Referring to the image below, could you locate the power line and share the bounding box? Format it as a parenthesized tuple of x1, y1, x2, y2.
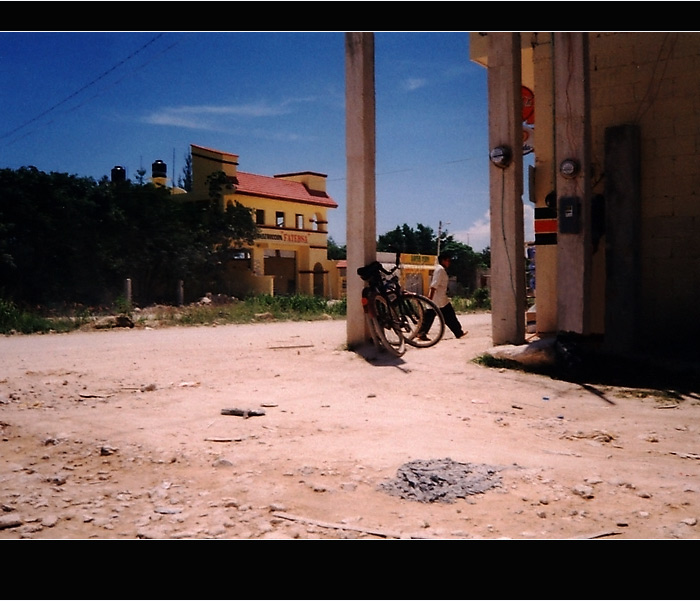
(0, 33, 165, 141)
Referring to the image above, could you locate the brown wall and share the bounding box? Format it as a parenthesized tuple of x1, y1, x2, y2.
(589, 32, 700, 350)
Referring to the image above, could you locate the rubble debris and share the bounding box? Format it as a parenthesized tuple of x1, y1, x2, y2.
(380, 457, 502, 503)
(221, 408, 266, 418)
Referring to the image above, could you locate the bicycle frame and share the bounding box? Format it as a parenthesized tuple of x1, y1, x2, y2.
(360, 280, 406, 357)
(357, 253, 444, 353)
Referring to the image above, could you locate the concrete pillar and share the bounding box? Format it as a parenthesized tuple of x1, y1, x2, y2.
(177, 280, 184, 306)
(553, 32, 592, 335)
(124, 278, 132, 305)
(531, 34, 558, 336)
(345, 32, 377, 348)
(488, 32, 526, 345)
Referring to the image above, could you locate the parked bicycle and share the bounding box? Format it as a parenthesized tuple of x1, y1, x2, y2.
(358, 260, 406, 357)
(357, 253, 445, 357)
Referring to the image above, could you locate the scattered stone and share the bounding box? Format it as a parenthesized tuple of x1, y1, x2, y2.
(573, 484, 595, 499)
(306, 481, 329, 493)
(41, 514, 59, 528)
(486, 338, 557, 367)
(93, 315, 134, 329)
(0, 514, 23, 529)
(681, 517, 697, 526)
(137, 526, 169, 539)
(154, 507, 182, 515)
(221, 408, 266, 418)
(47, 473, 67, 486)
(254, 312, 274, 320)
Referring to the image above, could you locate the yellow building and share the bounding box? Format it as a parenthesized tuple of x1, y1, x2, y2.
(385, 252, 437, 296)
(185, 143, 339, 299)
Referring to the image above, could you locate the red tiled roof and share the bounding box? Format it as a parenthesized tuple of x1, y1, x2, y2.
(235, 171, 338, 209)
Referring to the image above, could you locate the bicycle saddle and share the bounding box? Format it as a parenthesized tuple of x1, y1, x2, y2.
(357, 261, 382, 280)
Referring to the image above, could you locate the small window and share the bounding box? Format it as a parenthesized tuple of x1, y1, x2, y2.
(256, 209, 265, 225)
(296, 214, 304, 229)
(276, 211, 285, 227)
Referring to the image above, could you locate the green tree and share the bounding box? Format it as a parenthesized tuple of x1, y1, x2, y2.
(327, 236, 346, 260)
(0, 166, 259, 307)
(178, 151, 193, 192)
(377, 222, 436, 254)
(0, 167, 107, 304)
(440, 240, 492, 295)
(376, 223, 490, 293)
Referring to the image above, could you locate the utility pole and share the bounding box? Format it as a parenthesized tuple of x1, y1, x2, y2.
(436, 220, 450, 260)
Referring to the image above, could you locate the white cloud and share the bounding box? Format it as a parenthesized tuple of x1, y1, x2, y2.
(454, 203, 536, 252)
(403, 77, 427, 91)
(141, 98, 315, 130)
(452, 211, 489, 251)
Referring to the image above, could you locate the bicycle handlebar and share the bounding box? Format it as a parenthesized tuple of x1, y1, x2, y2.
(357, 251, 401, 281)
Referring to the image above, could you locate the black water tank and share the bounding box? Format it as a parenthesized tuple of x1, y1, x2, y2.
(152, 160, 167, 179)
(111, 165, 126, 183)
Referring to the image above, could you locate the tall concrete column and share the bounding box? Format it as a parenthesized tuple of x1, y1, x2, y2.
(488, 32, 526, 345)
(553, 32, 592, 335)
(345, 32, 377, 348)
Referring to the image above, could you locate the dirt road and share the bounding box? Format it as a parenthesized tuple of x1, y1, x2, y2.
(1, 314, 699, 539)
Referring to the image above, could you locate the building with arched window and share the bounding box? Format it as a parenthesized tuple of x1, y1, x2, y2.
(185, 143, 339, 298)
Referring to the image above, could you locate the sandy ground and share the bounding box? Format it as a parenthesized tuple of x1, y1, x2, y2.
(1, 312, 699, 540)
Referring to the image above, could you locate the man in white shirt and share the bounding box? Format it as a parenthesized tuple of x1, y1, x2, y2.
(418, 251, 467, 340)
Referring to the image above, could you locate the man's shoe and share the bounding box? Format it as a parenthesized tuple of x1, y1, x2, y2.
(417, 334, 430, 341)
(457, 331, 468, 339)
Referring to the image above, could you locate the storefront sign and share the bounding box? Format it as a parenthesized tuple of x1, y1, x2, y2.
(403, 254, 435, 265)
(257, 232, 310, 244)
(283, 232, 309, 243)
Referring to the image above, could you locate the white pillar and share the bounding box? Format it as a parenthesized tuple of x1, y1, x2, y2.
(554, 32, 592, 335)
(487, 32, 526, 345)
(345, 32, 377, 348)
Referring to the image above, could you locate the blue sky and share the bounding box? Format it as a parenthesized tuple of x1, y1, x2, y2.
(0, 31, 534, 251)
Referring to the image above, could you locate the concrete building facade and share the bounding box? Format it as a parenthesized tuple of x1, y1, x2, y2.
(469, 32, 700, 357)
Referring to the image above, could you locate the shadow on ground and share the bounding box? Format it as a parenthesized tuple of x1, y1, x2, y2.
(478, 334, 700, 403)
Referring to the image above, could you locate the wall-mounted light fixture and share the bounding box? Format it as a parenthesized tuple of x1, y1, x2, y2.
(489, 145, 512, 168)
(559, 158, 580, 179)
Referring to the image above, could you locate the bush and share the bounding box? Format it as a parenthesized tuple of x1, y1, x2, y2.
(243, 294, 345, 319)
(135, 294, 347, 327)
(0, 298, 55, 334)
(472, 287, 491, 310)
(451, 288, 491, 313)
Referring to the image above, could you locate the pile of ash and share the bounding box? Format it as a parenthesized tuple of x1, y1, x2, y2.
(379, 457, 502, 503)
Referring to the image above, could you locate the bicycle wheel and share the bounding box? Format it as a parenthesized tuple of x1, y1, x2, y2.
(372, 294, 406, 357)
(400, 293, 445, 348)
(395, 293, 425, 340)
